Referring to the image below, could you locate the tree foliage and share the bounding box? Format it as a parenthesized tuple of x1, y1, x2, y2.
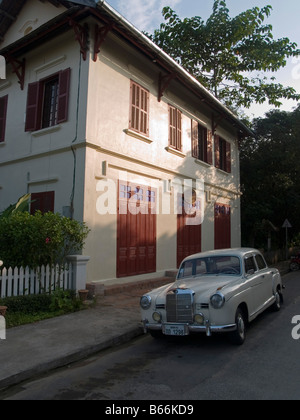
(240, 105, 300, 248)
(149, 0, 300, 109)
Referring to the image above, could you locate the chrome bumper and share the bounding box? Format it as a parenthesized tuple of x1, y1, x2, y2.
(143, 320, 237, 337)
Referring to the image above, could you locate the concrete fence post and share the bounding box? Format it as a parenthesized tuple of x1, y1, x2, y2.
(66, 255, 90, 291)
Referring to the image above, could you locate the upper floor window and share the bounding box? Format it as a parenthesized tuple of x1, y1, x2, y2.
(25, 68, 70, 132)
(215, 135, 231, 173)
(129, 80, 149, 136)
(191, 120, 213, 164)
(169, 105, 182, 151)
(0, 95, 8, 143)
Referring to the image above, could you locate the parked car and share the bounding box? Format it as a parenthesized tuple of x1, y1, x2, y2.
(140, 248, 283, 345)
(290, 253, 300, 271)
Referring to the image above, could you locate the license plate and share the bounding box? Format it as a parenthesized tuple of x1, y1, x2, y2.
(163, 324, 189, 336)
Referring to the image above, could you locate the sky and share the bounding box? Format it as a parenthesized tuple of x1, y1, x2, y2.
(105, 0, 300, 119)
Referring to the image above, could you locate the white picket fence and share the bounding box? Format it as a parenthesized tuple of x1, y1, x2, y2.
(0, 263, 73, 298)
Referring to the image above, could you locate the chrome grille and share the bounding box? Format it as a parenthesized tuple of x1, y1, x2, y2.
(166, 291, 193, 323)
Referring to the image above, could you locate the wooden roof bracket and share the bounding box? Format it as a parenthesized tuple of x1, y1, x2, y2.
(5, 56, 25, 90)
(158, 72, 176, 102)
(93, 23, 113, 62)
(69, 18, 89, 61)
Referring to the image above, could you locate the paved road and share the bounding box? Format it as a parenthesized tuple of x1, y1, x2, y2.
(2, 271, 300, 400)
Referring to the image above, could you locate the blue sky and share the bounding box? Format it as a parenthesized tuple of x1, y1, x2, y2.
(105, 0, 300, 118)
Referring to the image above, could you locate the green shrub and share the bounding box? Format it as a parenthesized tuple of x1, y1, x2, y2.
(0, 211, 90, 269)
(0, 294, 52, 314)
(49, 289, 82, 312)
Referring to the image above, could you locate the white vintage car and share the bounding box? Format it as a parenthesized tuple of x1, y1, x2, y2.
(140, 248, 283, 345)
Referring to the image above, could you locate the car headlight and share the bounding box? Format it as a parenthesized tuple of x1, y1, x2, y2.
(152, 312, 162, 322)
(140, 295, 152, 310)
(194, 313, 205, 325)
(210, 293, 225, 309)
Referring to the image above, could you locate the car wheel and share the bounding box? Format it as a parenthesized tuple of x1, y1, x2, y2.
(290, 262, 300, 271)
(230, 308, 246, 346)
(272, 290, 282, 312)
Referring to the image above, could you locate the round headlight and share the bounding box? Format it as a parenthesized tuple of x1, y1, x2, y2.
(152, 312, 162, 322)
(194, 313, 205, 325)
(210, 293, 225, 309)
(140, 295, 152, 310)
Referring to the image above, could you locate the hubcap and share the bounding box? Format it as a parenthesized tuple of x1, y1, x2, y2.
(237, 314, 245, 339)
(275, 292, 281, 308)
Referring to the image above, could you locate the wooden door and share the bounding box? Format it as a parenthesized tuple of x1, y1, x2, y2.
(177, 194, 202, 267)
(117, 183, 156, 277)
(214, 203, 231, 249)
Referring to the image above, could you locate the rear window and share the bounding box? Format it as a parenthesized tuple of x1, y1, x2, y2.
(255, 254, 267, 270)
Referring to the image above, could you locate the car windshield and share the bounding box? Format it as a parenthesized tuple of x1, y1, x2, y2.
(177, 256, 241, 279)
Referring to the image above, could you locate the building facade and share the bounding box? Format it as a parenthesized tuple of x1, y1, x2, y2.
(0, 0, 252, 283)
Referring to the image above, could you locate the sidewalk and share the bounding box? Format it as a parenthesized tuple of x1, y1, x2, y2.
(0, 276, 171, 391)
(0, 262, 290, 392)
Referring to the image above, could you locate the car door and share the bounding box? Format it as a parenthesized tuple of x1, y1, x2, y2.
(244, 254, 265, 317)
(254, 253, 274, 305)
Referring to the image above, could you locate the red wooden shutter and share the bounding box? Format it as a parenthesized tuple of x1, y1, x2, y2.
(214, 135, 220, 169)
(0, 95, 8, 142)
(129, 81, 149, 135)
(169, 105, 176, 147)
(25, 82, 41, 132)
(207, 130, 213, 165)
(226, 141, 231, 173)
(57, 68, 71, 124)
(191, 120, 198, 158)
(177, 109, 182, 150)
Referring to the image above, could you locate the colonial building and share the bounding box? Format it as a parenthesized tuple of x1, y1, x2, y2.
(0, 0, 252, 283)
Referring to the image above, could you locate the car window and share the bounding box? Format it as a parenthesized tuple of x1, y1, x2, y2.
(244, 256, 256, 274)
(178, 256, 241, 279)
(255, 254, 267, 270)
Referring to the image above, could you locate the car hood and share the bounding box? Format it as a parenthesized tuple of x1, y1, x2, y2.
(150, 276, 240, 304)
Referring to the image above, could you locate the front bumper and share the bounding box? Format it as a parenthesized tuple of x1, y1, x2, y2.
(142, 320, 237, 337)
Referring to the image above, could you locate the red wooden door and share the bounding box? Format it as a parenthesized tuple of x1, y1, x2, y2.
(177, 194, 202, 267)
(214, 203, 231, 249)
(117, 183, 156, 278)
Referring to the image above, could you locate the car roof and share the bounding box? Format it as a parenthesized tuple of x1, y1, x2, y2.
(182, 248, 260, 262)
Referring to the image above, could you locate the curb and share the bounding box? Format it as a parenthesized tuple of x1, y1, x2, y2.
(0, 325, 144, 391)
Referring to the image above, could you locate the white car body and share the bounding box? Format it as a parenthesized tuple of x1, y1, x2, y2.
(140, 248, 283, 345)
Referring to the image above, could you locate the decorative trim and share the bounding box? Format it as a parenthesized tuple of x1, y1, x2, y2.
(0, 81, 11, 92)
(194, 159, 212, 169)
(27, 176, 59, 186)
(124, 129, 153, 144)
(165, 146, 186, 158)
(31, 125, 62, 137)
(34, 56, 66, 75)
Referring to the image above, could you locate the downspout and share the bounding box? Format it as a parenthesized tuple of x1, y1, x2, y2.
(70, 51, 82, 219)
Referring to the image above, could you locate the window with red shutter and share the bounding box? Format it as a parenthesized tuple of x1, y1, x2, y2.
(25, 68, 71, 132)
(215, 135, 231, 173)
(25, 82, 41, 132)
(129, 80, 149, 136)
(57, 68, 71, 124)
(191, 120, 212, 165)
(0, 95, 8, 143)
(30, 191, 55, 214)
(169, 105, 182, 151)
